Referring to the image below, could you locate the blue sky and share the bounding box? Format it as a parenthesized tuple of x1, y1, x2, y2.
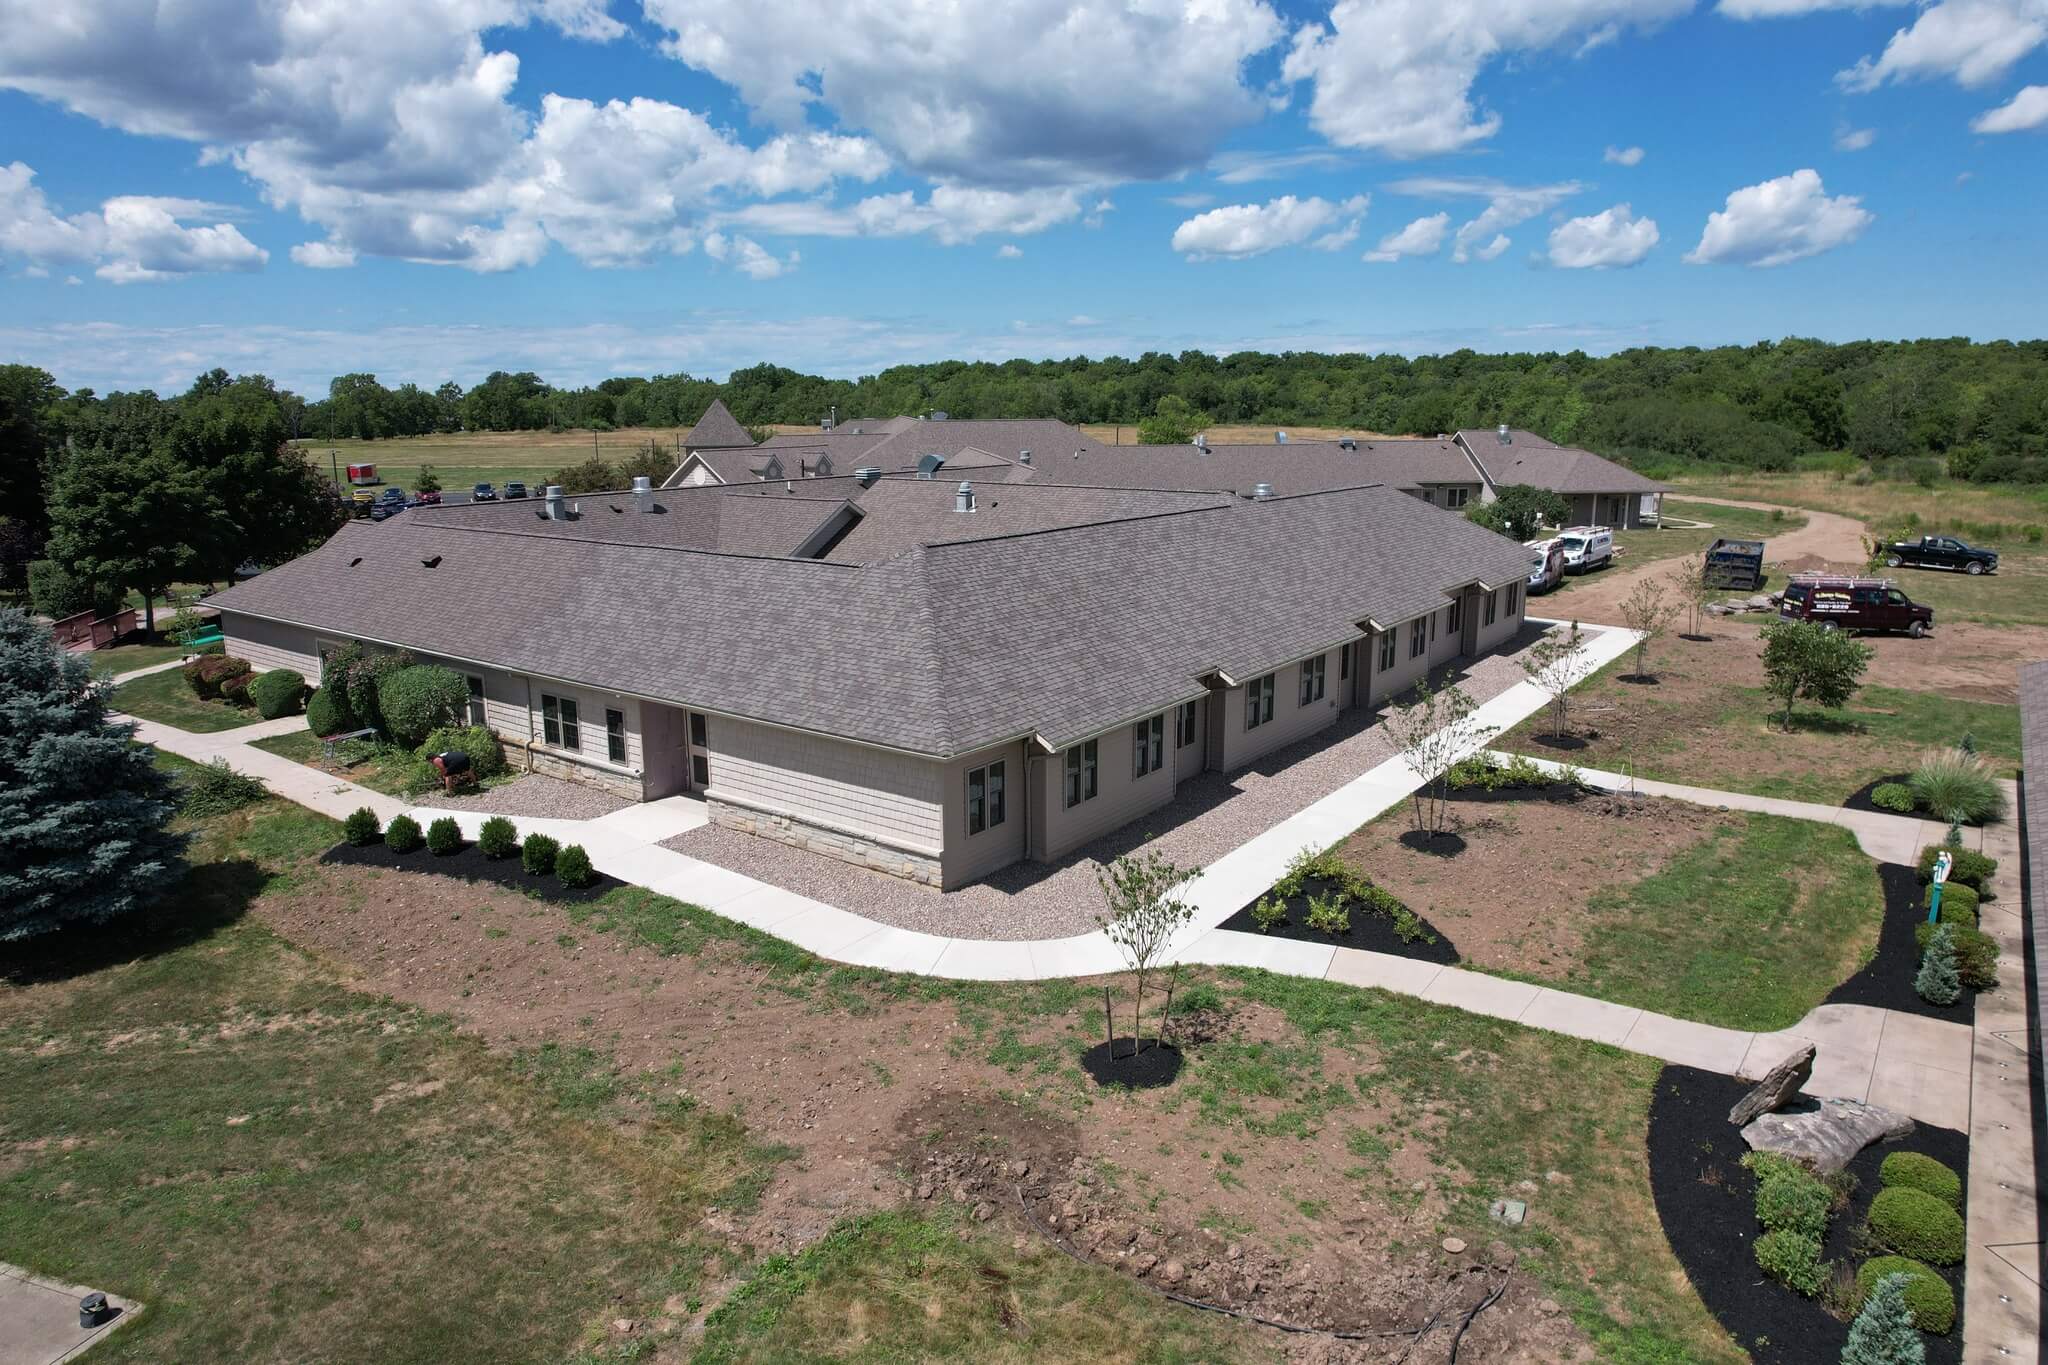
(1, 0, 2043, 396)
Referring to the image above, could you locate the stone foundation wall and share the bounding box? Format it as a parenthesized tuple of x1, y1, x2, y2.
(710, 797, 943, 888)
(520, 745, 644, 801)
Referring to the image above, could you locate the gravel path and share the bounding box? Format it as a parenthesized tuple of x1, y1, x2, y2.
(664, 627, 1548, 941)
(415, 773, 631, 820)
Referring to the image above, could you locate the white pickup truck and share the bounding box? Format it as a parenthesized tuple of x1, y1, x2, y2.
(1556, 525, 1614, 573)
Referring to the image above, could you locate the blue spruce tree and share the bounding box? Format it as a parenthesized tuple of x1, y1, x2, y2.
(1841, 1272, 1926, 1365)
(0, 608, 186, 940)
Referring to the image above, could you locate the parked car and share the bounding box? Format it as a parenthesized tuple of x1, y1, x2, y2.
(350, 487, 377, 515)
(1883, 534, 1998, 575)
(471, 482, 499, 502)
(1555, 525, 1614, 573)
(1524, 538, 1565, 593)
(504, 481, 529, 500)
(369, 488, 410, 521)
(414, 488, 441, 505)
(1778, 575, 1933, 637)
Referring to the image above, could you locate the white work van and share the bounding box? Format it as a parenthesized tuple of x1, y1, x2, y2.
(1524, 538, 1565, 593)
(1556, 526, 1614, 573)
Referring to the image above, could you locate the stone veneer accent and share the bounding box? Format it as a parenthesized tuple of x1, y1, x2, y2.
(522, 747, 643, 801)
(709, 797, 943, 888)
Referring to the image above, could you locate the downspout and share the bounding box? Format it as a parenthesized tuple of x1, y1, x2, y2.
(1020, 750, 1032, 866)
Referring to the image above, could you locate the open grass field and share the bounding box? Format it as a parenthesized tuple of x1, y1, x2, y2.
(0, 750, 1746, 1363)
(290, 427, 687, 496)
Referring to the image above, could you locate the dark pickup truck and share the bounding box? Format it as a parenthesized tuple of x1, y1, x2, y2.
(1883, 535, 1998, 575)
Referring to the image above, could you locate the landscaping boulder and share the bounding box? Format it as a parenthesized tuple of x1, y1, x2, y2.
(1740, 1097, 1913, 1175)
(1728, 1042, 1816, 1126)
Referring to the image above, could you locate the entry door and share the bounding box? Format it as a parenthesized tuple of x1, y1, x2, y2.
(684, 711, 711, 791)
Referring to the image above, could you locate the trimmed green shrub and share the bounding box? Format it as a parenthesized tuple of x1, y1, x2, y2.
(377, 664, 470, 748)
(1305, 892, 1350, 935)
(304, 686, 352, 737)
(1843, 1272, 1929, 1364)
(1908, 746, 2006, 825)
(218, 671, 254, 705)
(384, 814, 423, 853)
(1879, 1152, 1961, 1209)
(521, 832, 559, 876)
(1870, 782, 1916, 813)
(1927, 882, 1977, 920)
(343, 807, 381, 846)
(1854, 1257, 1955, 1335)
(1918, 846, 1995, 891)
(1867, 1186, 1965, 1265)
(425, 816, 461, 855)
(1915, 921, 1999, 990)
(419, 724, 506, 778)
(478, 816, 518, 859)
(249, 669, 306, 719)
(556, 843, 593, 888)
(1250, 895, 1287, 933)
(1915, 925, 1961, 1006)
(1754, 1227, 1826, 1296)
(1754, 1162, 1832, 1240)
(180, 758, 267, 816)
(186, 653, 252, 699)
(325, 644, 414, 734)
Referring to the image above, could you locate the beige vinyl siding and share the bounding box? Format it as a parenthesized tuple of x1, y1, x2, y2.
(1366, 620, 1431, 705)
(1217, 649, 1341, 771)
(709, 716, 943, 853)
(939, 740, 1028, 886)
(524, 684, 644, 774)
(220, 612, 322, 681)
(1472, 582, 1526, 653)
(1031, 716, 1181, 863)
(1427, 601, 1462, 667)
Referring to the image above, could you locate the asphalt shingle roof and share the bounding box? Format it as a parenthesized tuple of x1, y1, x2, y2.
(1453, 429, 1669, 495)
(1038, 438, 1482, 496)
(681, 398, 757, 450)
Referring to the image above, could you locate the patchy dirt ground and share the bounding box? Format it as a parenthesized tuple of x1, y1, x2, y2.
(258, 864, 1598, 1362)
(1337, 794, 1740, 978)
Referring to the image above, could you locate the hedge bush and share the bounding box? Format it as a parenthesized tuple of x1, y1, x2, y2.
(343, 807, 382, 846)
(556, 843, 593, 888)
(326, 644, 414, 734)
(186, 653, 252, 700)
(426, 816, 462, 855)
(521, 832, 559, 876)
(1753, 1160, 1832, 1240)
(181, 758, 268, 816)
(1927, 882, 1978, 920)
(249, 669, 306, 719)
(419, 724, 506, 778)
(1854, 1257, 1955, 1334)
(28, 560, 119, 620)
(1867, 1186, 1965, 1265)
(1918, 846, 1995, 891)
(218, 671, 254, 705)
(478, 816, 518, 859)
(1870, 782, 1916, 813)
(1754, 1228, 1827, 1296)
(305, 686, 352, 738)
(385, 814, 423, 853)
(377, 664, 470, 748)
(1880, 1152, 1961, 1209)
(1914, 921, 1999, 989)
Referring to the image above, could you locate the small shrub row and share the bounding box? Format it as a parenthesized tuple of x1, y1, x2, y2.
(426, 816, 462, 855)
(1866, 1186, 1965, 1266)
(385, 814, 423, 853)
(343, 806, 381, 846)
(364, 812, 592, 889)
(1742, 1152, 1836, 1296)
(182, 653, 252, 701)
(180, 757, 268, 816)
(1869, 781, 1916, 813)
(1914, 919, 1999, 990)
(478, 816, 518, 859)
(1878, 1152, 1960, 1209)
(1253, 846, 1434, 944)
(1853, 1256, 1955, 1334)
(1444, 751, 1563, 792)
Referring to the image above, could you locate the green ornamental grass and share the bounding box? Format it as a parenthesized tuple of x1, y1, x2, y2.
(1908, 747, 2006, 826)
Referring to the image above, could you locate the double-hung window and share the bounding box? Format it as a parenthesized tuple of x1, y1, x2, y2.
(1447, 599, 1463, 633)
(1063, 741, 1098, 808)
(464, 675, 486, 725)
(542, 694, 580, 750)
(605, 708, 626, 763)
(1445, 487, 1470, 509)
(1409, 618, 1427, 660)
(1507, 581, 1521, 615)
(1483, 590, 1498, 627)
(1175, 700, 1198, 749)
(1245, 673, 1275, 730)
(1132, 714, 1165, 778)
(967, 760, 1007, 834)
(1298, 654, 1326, 706)
(1377, 630, 1395, 671)
(1339, 642, 1350, 681)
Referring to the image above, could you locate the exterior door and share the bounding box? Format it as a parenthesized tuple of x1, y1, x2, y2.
(685, 711, 711, 791)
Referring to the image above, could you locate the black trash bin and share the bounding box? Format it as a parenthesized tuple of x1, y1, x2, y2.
(79, 1292, 110, 1329)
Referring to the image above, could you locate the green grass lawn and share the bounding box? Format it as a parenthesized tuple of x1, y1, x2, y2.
(87, 640, 202, 675)
(109, 667, 264, 733)
(251, 728, 417, 796)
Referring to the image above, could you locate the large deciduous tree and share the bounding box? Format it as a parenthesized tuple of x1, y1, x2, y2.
(0, 608, 187, 942)
(48, 441, 208, 637)
(1466, 484, 1570, 538)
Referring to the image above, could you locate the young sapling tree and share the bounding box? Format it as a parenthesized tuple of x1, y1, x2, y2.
(1384, 680, 1494, 837)
(1094, 847, 1198, 1056)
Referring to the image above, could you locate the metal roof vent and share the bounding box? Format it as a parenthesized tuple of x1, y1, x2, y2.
(955, 480, 976, 513)
(916, 453, 945, 479)
(1017, 448, 1032, 465)
(631, 474, 653, 513)
(1274, 430, 1289, 444)
(543, 484, 565, 519)
(1497, 423, 1511, 443)
(1193, 432, 1209, 452)
(1252, 482, 1273, 501)
(855, 466, 882, 487)
(1339, 437, 1357, 451)
(931, 410, 949, 421)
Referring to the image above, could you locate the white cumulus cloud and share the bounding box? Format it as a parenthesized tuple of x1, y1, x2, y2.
(1363, 212, 1449, 262)
(1603, 145, 1646, 165)
(1280, 0, 1691, 158)
(702, 231, 796, 279)
(0, 163, 268, 283)
(1834, 125, 1878, 150)
(1971, 82, 2048, 130)
(1684, 169, 1873, 267)
(723, 186, 1089, 245)
(1836, 0, 2047, 92)
(1717, 0, 1911, 16)
(1547, 203, 1659, 268)
(291, 240, 358, 268)
(1387, 176, 1584, 263)
(996, 243, 1024, 258)
(1169, 193, 1370, 260)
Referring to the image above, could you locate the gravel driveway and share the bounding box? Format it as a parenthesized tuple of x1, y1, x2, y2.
(664, 626, 1549, 941)
(415, 774, 631, 820)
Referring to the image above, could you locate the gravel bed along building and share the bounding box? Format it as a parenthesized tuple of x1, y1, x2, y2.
(663, 628, 1547, 941)
(415, 773, 632, 821)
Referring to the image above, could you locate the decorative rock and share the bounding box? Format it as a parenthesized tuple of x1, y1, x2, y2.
(1490, 1198, 1528, 1227)
(916, 1182, 934, 1201)
(1441, 1237, 1467, 1255)
(1741, 1097, 1914, 1175)
(1159, 1259, 1185, 1285)
(1729, 1043, 1816, 1126)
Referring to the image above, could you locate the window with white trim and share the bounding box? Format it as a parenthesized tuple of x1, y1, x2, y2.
(1377, 630, 1395, 671)
(1484, 590, 1498, 627)
(1298, 654, 1326, 706)
(541, 694, 579, 750)
(1063, 741, 1098, 808)
(1245, 674, 1275, 729)
(967, 759, 1007, 834)
(606, 708, 626, 763)
(1409, 618, 1427, 660)
(1507, 581, 1521, 615)
(1133, 714, 1165, 778)
(1176, 700, 1198, 749)
(465, 675, 486, 726)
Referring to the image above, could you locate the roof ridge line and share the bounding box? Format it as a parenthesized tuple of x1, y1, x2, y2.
(914, 481, 1394, 555)
(368, 519, 870, 568)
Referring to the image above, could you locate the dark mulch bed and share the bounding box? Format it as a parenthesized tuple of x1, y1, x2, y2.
(1843, 773, 1989, 828)
(1648, 1064, 1967, 1365)
(1397, 829, 1466, 857)
(1219, 873, 1460, 963)
(321, 839, 620, 904)
(1824, 863, 1975, 1025)
(1081, 1039, 1183, 1089)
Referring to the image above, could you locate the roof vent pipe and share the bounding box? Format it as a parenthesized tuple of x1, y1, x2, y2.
(955, 480, 976, 513)
(1274, 430, 1289, 444)
(631, 474, 653, 513)
(1252, 482, 1273, 501)
(1339, 437, 1356, 451)
(855, 466, 882, 487)
(1497, 423, 1511, 443)
(544, 484, 565, 519)
(1194, 432, 1209, 452)
(1018, 448, 1032, 465)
